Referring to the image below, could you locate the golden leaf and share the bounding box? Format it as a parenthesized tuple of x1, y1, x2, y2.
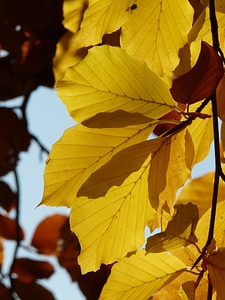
(57, 45, 178, 123)
(99, 249, 186, 299)
(121, 0, 193, 79)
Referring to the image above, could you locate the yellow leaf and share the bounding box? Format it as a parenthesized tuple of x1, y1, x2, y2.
(53, 31, 88, 82)
(99, 249, 186, 299)
(62, 0, 88, 32)
(148, 129, 194, 223)
(41, 122, 153, 207)
(78, 138, 166, 199)
(216, 74, 225, 122)
(176, 171, 225, 218)
(57, 45, 178, 123)
(221, 122, 225, 158)
(189, 9, 225, 65)
(179, 281, 196, 300)
(71, 157, 154, 273)
(188, 102, 213, 165)
(78, 0, 133, 46)
(207, 248, 225, 300)
(146, 203, 199, 253)
(121, 0, 193, 79)
(195, 201, 225, 249)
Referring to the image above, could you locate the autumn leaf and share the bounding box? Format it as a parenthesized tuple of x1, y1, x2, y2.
(146, 203, 199, 253)
(12, 258, 54, 282)
(62, 0, 88, 33)
(216, 74, 225, 122)
(13, 279, 55, 300)
(0, 181, 16, 212)
(176, 171, 225, 218)
(0, 215, 24, 241)
(170, 41, 224, 105)
(195, 200, 225, 249)
(78, 0, 133, 47)
(57, 45, 178, 123)
(31, 214, 68, 255)
(71, 155, 154, 273)
(148, 129, 194, 226)
(121, 0, 193, 79)
(78, 138, 165, 199)
(207, 248, 225, 300)
(41, 122, 154, 207)
(99, 249, 187, 300)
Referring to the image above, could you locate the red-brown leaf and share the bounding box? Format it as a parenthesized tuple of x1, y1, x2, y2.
(13, 279, 55, 300)
(0, 283, 11, 300)
(170, 41, 224, 104)
(56, 219, 81, 281)
(31, 214, 68, 255)
(12, 258, 54, 282)
(0, 215, 24, 241)
(0, 181, 16, 212)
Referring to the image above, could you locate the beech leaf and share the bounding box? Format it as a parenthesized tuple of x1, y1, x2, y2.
(207, 248, 225, 300)
(31, 214, 68, 255)
(78, 0, 133, 47)
(216, 74, 225, 122)
(71, 157, 154, 273)
(78, 138, 165, 199)
(170, 41, 224, 104)
(121, 0, 193, 78)
(99, 249, 186, 299)
(146, 203, 199, 253)
(57, 45, 178, 123)
(41, 123, 154, 207)
(12, 258, 54, 282)
(0, 215, 24, 241)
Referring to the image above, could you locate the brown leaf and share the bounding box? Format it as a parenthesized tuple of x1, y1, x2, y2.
(13, 279, 55, 300)
(31, 214, 68, 255)
(78, 264, 112, 300)
(0, 108, 30, 175)
(0, 238, 3, 271)
(170, 41, 224, 104)
(12, 258, 54, 282)
(56, 218, 81, 281)
(0, 181, 16, 212)
(0, 283, 11, 300)
(0, 215, 24, 241)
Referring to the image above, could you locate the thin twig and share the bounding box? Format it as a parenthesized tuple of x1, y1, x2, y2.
(9, 170, 21, 299)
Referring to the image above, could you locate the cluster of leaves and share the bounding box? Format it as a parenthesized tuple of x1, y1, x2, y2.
(37, 0, 225, 299)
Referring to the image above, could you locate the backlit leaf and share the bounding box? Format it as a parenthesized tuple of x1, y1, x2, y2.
(179, 281, 196, 300)
(188, 102, 213, 165)
(170, 41, 224, 105)
(99, 249, 186, 299)
(78, 138, 165, 199)
(71, 157, 154, 273)
(195, 201, 225, 249)
(78, 0, 133, 46)
(146, 203, 199, 253)
(0, 283, 11, 300)
(148, 129, 194, 226)
(216, 74, 225, 122)
(12, 258, 54, 282)
(41, 123, 153, 207)
(176, 172, 225, 218)
(62, 0, 88, 32)
(0, 181, 16, 212)
(31, 214, 68, 255)
(121, 0, 193, 78)
(57, 45, 178, 123)
(207, 248, 225, 300)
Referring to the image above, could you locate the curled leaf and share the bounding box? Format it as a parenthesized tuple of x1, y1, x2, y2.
(170, 41, 224, 104)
